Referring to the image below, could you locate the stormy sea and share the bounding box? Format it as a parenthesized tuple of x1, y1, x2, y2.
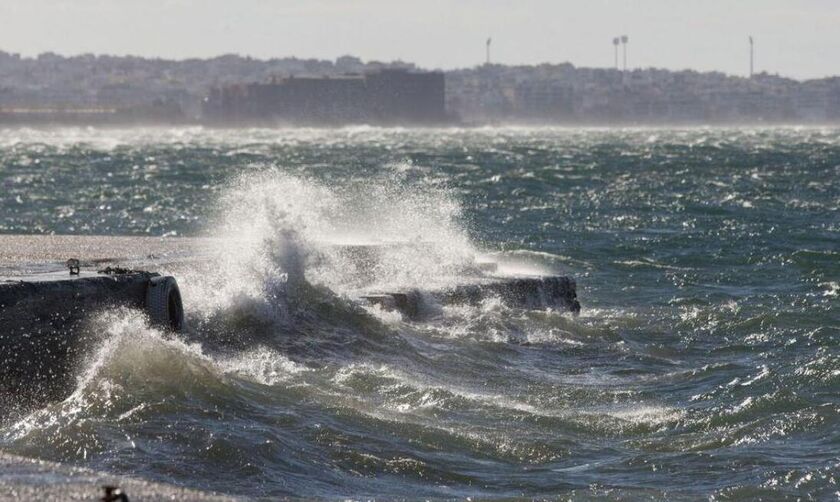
(0, 126, 837, 499)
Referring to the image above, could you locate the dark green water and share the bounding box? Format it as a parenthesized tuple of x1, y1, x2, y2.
(0, 127, 838, 499)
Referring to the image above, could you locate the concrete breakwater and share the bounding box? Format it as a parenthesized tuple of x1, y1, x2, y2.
(0, 234, 580, 412)
(0, 235, 198, 412)
(360, 275, 580, 318)
(0, 234, 209, 275)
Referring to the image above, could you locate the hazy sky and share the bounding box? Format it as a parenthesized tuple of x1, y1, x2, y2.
(2, 0, 839, 80)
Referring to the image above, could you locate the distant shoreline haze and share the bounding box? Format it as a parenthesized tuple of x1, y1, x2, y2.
(2, 51, 840, 125)
(5, 49, 836, 82)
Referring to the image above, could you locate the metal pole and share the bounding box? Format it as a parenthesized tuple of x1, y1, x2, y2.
(613, 38, 619, 69)
(623, 43, 626, 71)
(621, 35, 629, 72)
(749, 36, 754, 77)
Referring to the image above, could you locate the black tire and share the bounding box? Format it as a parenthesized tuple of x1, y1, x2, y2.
(145, 276, 184, 332)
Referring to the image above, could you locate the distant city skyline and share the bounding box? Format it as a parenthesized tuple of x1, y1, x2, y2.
(2, 0, 839, 80)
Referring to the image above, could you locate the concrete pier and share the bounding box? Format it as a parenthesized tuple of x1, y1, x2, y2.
(0, 234, 580, 409)
(0, 236, 233, 499)
(0, 234, 203, 274)
(0, 271, 158, 411)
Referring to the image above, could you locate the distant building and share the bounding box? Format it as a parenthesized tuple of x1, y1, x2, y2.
(203, 68, 448, 125)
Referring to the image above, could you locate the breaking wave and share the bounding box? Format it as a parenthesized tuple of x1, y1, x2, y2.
(1, 128, 837, 499)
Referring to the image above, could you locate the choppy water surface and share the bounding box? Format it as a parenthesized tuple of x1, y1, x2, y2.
(0, 127, 838, 499)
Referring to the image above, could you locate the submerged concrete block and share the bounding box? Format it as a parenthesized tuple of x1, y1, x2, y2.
(359, 290, 424, 318)
(441, 276, 578, 310)
(359, 275, 580, 319)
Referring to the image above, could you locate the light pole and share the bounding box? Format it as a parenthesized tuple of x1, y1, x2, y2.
(749, 36, 754, 77)
(486, 37, 492, 65)
(621, 35, 629, 72)
(613, 37, 620, 70)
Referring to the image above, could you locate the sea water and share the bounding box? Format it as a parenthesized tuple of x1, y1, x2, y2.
(0, 126, 837, 498)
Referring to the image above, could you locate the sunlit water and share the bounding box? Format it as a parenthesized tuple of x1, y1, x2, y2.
(0, 126, 838, 498)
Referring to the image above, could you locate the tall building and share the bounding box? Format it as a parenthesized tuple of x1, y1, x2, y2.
(203, 68, 447, 125)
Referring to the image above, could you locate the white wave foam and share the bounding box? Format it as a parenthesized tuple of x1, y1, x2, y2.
(327, 361, 680, 431)
(597, 404, 685, 426)
(218, 347, 309, 386)
(2, 307, 310, 446)
(2, 309, 207, 442)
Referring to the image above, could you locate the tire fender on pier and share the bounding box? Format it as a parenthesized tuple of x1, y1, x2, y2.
(145, 276, 184, 332)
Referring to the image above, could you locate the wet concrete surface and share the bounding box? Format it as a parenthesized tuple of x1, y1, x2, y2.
(0, 234, 206, 276)
(0, 452, 239, 501)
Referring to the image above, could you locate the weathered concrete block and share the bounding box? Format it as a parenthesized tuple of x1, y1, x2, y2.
(0, 271, 157, 413)
(442, 275, 580, 311)
(359, 275, 580, 319)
